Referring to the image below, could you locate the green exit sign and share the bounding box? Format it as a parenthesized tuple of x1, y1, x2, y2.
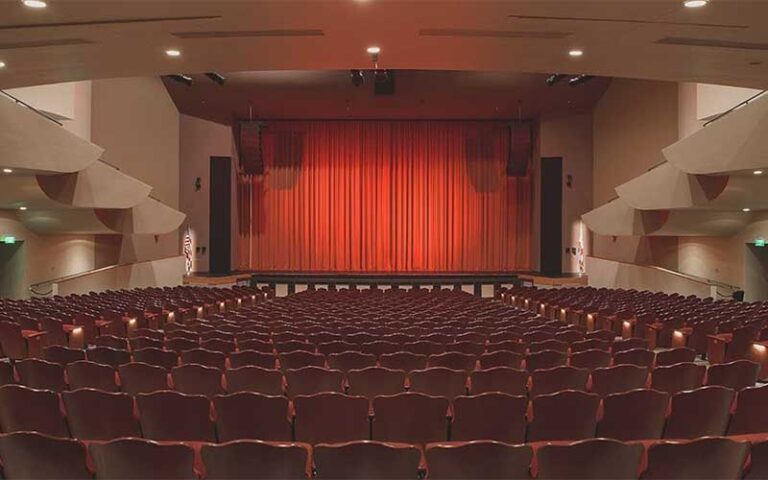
(2, 236, 16, 244)
(756, 238, 766, 247)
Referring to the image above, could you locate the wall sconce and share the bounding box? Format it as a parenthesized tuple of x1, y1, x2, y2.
(195, 177, 202, 191)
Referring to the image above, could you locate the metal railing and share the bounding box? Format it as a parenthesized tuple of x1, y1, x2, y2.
(703, 90, 767, 127)
(0, 89, 63, 126)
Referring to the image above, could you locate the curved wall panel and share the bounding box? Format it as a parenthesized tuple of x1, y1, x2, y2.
(581, 198, 667, 236)
(96, 197, 185, 235)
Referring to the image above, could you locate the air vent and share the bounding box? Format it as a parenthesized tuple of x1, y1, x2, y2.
(657, 37, 768, 51)
(0, 38, 93, 50)
(0, 15, 220, 31)
(420, 28, 571, 39)
(509, 14, 747, 29)
(172, 29, 324, 39)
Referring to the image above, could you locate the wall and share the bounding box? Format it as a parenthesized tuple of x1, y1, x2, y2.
(54, 256, 186, 296)
(587, 256, 713, 298)
(539, 112, 593, 273)
(91, 77, 181, 264)
(179, 114, 236, 273)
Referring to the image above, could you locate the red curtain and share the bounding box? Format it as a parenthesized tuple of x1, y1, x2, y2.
(237, 121, 532, 272)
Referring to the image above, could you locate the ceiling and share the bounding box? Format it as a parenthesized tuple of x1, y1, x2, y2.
(0, 1, 767, 91)
(164, 70, 611, 124)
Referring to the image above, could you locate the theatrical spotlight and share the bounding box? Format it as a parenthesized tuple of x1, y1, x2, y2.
(205, 72, 226, 85)
(165, 74, 193, 86)
(350, 69, 365, 87)
(568, 74, 594, 87)
(546, 74, 567, 86)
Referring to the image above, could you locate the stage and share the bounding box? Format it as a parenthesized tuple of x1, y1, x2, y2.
(184, 271, 588, 296)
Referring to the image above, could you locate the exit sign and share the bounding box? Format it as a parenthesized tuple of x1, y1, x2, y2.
(756, 238, 766, 247)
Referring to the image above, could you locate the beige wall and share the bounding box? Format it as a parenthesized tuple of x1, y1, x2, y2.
(91, 77, 181, 264)
(54, 256, 185, 296)
(179, 114, 236, 273)
(539, 112, 593, 273)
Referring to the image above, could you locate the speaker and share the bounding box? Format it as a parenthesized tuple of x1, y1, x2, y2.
(507, 121, 532, 177)
(374, 70, 395, 95)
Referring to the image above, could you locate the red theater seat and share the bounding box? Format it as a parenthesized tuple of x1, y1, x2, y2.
(132, 347, 179, 371)
(90, 438, 197, 479)
(15, 358, 66, 392)
(372, 393, 449, 446)
(469, 367, 528, 396)
(62, 388, 141, 440)
(180, 348, 227, 370)
(655, 347, 697, 367)
(530, 366, 589, 397)
(42, 345, 86, 366)
(528, 390, 599, 442)
(650, 362, 706, 395)
(590, 364, 649, 397)
(613, 348, 655, 368)
(66, 360, 118, 392)
(451, 393, 527, 443)
(408, 367, 468, 400)
(380, 352, 428, 372)
(425, 441, 532, 480)
(137, 390, 216, 442)
(87, 346, 132, 369)
(328, 351, 377, 372)
(597, 389, 669, 441)
(314, 440, 421, 479)
(202, 440, 310, 479)
(347, 367, 406, 398)
(706, 359, 760, 390)
(285, 366, 344, 398)
(538, 438, 643, 479)
(0, 385, 69, 437)
(171, 364, 224, 398)
(478, 351, 524, 369)
(569, 349, 612, 370)
(293, 392, 370, 444)
(524, 350, 567, 372)
(279, 351, 326, 371)
(0, 432, 91, 479)
(643, 437, 749, 479)
(427, 352, 477, 372)
(663, 386, 734, 439)
(118, 362, 169, 395)
(229, 350, 276, 369)
(225, 365, 284, 395)
(728, 384, 768, 435)
(213, 392, 292, 442)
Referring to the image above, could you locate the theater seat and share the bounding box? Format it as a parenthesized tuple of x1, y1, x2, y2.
(213, 392, 292, 442)
(87, 346, 131, 369)
(0, 385, 69, 437)
(225, 365, 284, 395)
(706, 359, 759, 390)
(347, 367, 406, 398)
(62, 388, 141, 440)
(285, 367, 344, 398)
(524, 350, 567, 372)
(537, 438, 643, 480)
(229, 350, 277, 369)
(66, 360, 119, 392)
(118, 362, 169, 395)
(15, 358, 66, 392)
(530, 366, 589, 397)
(279, 351, 326, 371)
(0, 432, 91, 479)
(469, 367, 528, 396)
(180, 348, 227, 370)
(294, 392, 370, 444)
(425, 441, 532, 480)
(408, 367, 468, 400)
(590, 364, 649, 397)
(90, 438, 197, 479)
(528, 390, 599, 442)
(42, 345, 86, 366)
(372, 393, 449, 446)
(650, 362, 706, 395)
(451, 393, 527, 443)
(655, 347, 697, 367)
(664, 386, 734, 439)
(597, 389, 669, 441)
(171, 364, 225, 398)
(643, 437, 749, 479)
(380, 352, 428, 372)
(202, 440, 311, 479)
(133, 347, 179, 371)
(314, 440, 421, 479)
(328, 351, 377, 373)
(746, 440, 768, 480)
(137, 390, 216, 442)
(427, 352, 477, 372)
(613, 348, 655, 368)
(478, 351, 524, 369)
(728, 384, 768, 435)
(569, 349, 611, 370)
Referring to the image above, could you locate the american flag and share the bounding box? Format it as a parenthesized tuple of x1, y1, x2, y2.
(183, 226, 193, 275)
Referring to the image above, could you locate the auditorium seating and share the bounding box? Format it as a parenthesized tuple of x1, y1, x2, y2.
(3, 285, 768, 477)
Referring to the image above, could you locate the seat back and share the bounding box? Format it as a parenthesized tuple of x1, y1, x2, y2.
(213, 392, 292, 442)
(118, 362, 169, 395)
(0, 432, 91, 479)
(655, 347, 696, 367)
(451, 393, 527, 443)
(425, 441, 532, 480)
(727, 325, 759, 361)
(664, 386, 734, 439)
(469, 367, 528, 396)
(328, 351, 377, 373)
(294, 392, 370, 444)
(347, 367, 406, 398)
(133, 347, 179, 371)
(568, 349, 611, 370)
(408, 367, 468, 400)
(171, 364, 225, 398)
(427, 352, 477, 372)
(528, 390, 599, 442)
(225, 366, 284, 395)
(285, 367, 344, 398)
(63, 388, 141, 440)
(530, 366, 589, 397)
(279, 351, 326, 371)
(380, 352, 428, 372)
(90, 438, 197, 479)
(644, 437, 749, 479)
(478, 351, 524, 369)
(590, 364, 649, 397)
(597, 389, 669, 441)
(202, 440, 310, 479)
(524, 350, 567, 372)
(314, 440, 421, 479)
(613, 348, 655, 367)
(0, 385, 69, 437)
(706, 360, 759, 390)
(137, 390, 216, 442)
(746, 440, 768, 480)
(66, 360, 118, 392)
(650, 362, 706, 395)
(728, 384, 768, 435)
(537, 438, 643, 480)
(180, 348, 227, 370)
(16, 358, 66, 392)
(372, 393, 449, 446)
(86, 346, 131, 369)
(42, 345, 86, 366)
(229, 350, 276, 369)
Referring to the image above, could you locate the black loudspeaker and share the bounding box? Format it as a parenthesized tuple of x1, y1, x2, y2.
(374, 70, 395, 95)
(238, 121, 264, 175)
(507, 121, 532, 177)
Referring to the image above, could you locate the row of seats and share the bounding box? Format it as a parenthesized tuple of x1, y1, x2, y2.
(6, 354, 760, 400)
(3, 383, 768, 445)
(3, 432, 768, 479)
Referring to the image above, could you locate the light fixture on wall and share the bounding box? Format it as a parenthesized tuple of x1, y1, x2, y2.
(0, 61, 6, 69)
(546, 74, 567, 86)
(743, 207, 752, 212)
(18, 206, 27, 211)
(164, 74, 193, 86)
(754, 170, 764, 175)
(568, 49, 584, 57)
(568, 74, 594, 87)
(165, 49, 182, 57)
(2, 168, 12, 174)
(683, 0, 708, 7)
(22, 0, 47, 8)
(205, 72, 226, 85)
(195, 177, 202, 191)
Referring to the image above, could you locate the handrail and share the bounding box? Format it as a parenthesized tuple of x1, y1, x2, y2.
(0, 89, 64, 126)
(29, 255, 184, 294)
(703, 90, 767, 127)
(587, 254, 740, 291)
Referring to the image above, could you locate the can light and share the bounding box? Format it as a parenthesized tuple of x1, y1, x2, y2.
(22, 0, 47, 8)
(568, 49, 584, 57)
(683, 0, 708, 7)
(165, 49, 181, 57)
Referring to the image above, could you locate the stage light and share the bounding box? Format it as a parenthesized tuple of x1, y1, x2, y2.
(22, 0, 47, 8)
(568, 74, 594, 86)
(546, 73, 567, 86)
(684, 0, 708, 7)
(165, 49, 181, 57)
(367, 46, 381, 54)
(205, 72, 226, 85)
(165, 74, 193, 86)
(568, 49, 584, 57)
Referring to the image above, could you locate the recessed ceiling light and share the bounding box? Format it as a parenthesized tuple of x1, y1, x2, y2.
(22, 0, 47, 8)
(754, 170, 764, 175)
(569, 49, 584, 57)
(366, 46, 381, 54)
(683, 0, 708, 7)
(165, 49, 181, 57)
(0, 61, 5, 69)
(18, 206, 27, 211)
(743, 208, 752, 212)
(2, 168, 12, 174)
